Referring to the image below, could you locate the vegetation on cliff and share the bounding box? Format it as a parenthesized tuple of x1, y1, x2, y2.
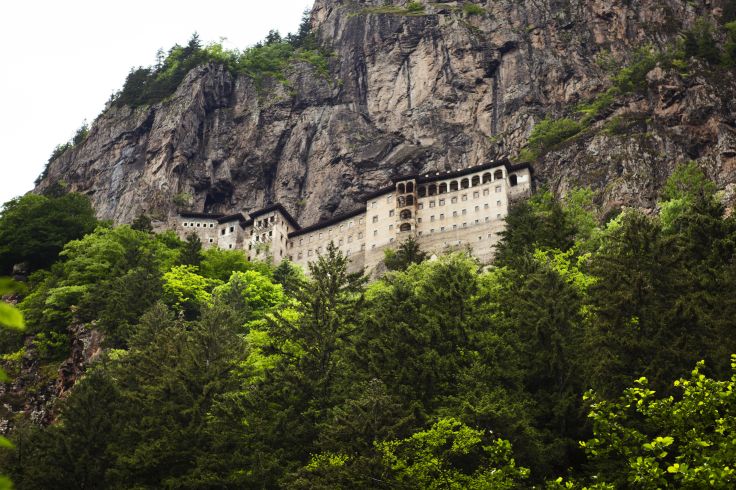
(518, 14, 736, 162)
(112, 11, 329, 107)
(2, 162, 736, 487)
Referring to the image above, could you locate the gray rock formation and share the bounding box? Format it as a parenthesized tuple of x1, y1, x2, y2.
(35, 0, 736, 224)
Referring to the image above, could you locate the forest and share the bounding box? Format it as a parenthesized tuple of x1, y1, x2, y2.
(1, 162, 736, 488)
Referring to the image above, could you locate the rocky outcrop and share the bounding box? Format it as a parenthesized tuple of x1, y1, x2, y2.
(0, 323, 103, 430)
(35, 0, 736, 224)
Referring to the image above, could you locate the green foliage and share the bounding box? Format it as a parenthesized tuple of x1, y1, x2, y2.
(35, 122, 89, 185)
(130, 214, 153, 232)
(199, 247, 253, 282)
(0, 277, 24, 489)
(462, 2, 485, 16)
(682, 18, 721, 65)
(383, 235, 429, 271)
(378, 417, 529, 489)
(611, 47, 659, 93)
(9, 168, 736, 489)
(406, 1, 425, 13)
(162, 265, 221, 317)
(526, 118, 582, 156)
(0, 193, 98, 274)
(212, 270, 284, 326)
(494, 190, 578, 267)
(18, 225, 180, 346)
(113, 15, 330, 107)
(579, 358, 736, 489)
(179, 232, 203, 266)
(724, 21, 736, 66)
(172, 192, 192, 209)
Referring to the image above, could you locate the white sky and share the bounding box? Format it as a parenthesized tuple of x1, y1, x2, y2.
(0, 0, 312, 205)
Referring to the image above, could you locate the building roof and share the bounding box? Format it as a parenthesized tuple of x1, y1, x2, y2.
(179, 212, 224, 220)
(249, 203, 301, 230)
(288, 206, 366, 238)
(217, 213, 249, 225)
(398, 159, 514, 185)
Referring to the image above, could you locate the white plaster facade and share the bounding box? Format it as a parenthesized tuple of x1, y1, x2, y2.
(174, 161, 532, 274)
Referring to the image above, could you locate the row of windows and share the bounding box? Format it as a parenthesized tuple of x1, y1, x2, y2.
(415, 170, 513, 197)
(421, 186, 502, 208)
(291, 231, 365, 249)
(183, 222, 215, 228)
(419, 215, 502, 234)
(295, 243, 366, 260)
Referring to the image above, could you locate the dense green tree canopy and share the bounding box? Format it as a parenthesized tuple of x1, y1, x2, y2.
(0, 193, 97, 274)
(3, 162, 736, 488)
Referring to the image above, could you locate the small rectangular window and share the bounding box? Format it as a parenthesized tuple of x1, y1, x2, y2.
(497, 200, 502, 206)
(483, 189, 489, 196)
(389, 210, 395, 217)
(473, 191, 479, 198)
(429, 201, 435, 208)
(440, 213, 444, 220)
(462, 209, 467, 215)
(418, 203, 424, 210)
(431, 215, 435, 222)
(462, 195, 468, 201)
(374, 230, 378, 236)
(389, 224, 393, 230)
(439, 199, 445, 206)
(358, 232, 363, 239)
(372, 216, 378, 223)
(230, 226, 234, 232)
(495, 186, 502, 193)
(475, 206, 479, 212)
(451, 197, 457, 204)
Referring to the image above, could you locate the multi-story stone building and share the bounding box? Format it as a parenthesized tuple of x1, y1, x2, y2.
(176, 160, 532, 273)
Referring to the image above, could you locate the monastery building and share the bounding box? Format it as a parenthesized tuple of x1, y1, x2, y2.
(175, 160, 532, 273)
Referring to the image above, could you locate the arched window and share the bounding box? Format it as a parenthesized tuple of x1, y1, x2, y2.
(461, 178, 469, 189)
(400, 223, 412, 232)
(405, 195, 414, 206)
(494, 169, 503, 180)
(406, 182, 414, 193)
(439, 183, 447, 194)
(397, 183, 405, 194)
(398, 196, 406, 207)
(429, 184, 437, 196)
(400, 209, 412, 220)
(471, 175, 480, 187)
(509, 174, 518, 187)
(450, 181, 459, 191)
(482, 172, 492, 184)
(418, 186, 427, 197)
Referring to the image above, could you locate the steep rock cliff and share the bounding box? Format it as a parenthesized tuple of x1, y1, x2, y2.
(36, 0, 736, 224)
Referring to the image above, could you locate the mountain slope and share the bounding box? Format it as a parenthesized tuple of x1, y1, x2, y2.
(36, 0, 736, 224)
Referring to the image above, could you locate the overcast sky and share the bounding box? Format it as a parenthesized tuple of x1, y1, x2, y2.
(0, 0, 311, 205)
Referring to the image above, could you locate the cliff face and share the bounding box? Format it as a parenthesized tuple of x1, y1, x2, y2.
(36, 0, 736, 224)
